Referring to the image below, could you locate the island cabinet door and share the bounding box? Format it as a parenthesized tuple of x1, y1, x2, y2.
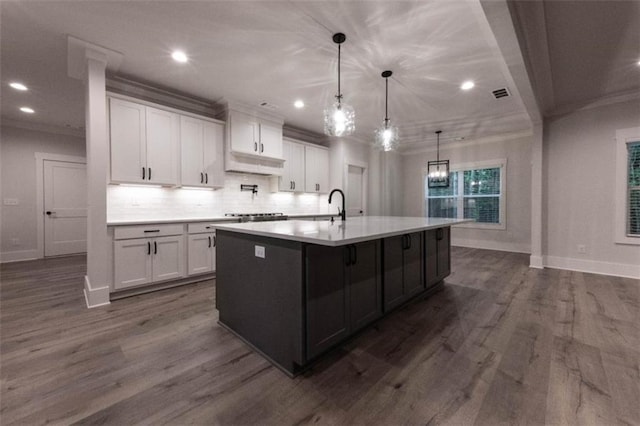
(436, 227, 451, 281)
(425, 230, 439, 288)
(306, 245, 350, 360)
(403, 232, 424, 297)
(383, 235, 405, 310)
(348, 240, 382, 332)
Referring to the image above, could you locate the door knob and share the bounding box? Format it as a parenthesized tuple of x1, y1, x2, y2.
(46, 211, 52, 215)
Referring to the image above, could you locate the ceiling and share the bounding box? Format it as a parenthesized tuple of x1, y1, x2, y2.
(1, 1, 638, 150)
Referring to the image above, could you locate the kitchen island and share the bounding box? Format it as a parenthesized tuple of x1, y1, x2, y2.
(214, 216, 471, 375)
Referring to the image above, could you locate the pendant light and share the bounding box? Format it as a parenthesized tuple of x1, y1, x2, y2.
(324, 33, 355, 137)
(374, 70, 399, 151)
(427, 130, 450, 188)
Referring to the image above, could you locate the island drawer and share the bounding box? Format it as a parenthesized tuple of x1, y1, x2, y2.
(188, 223, 218, 234)
(114, 224, 184, 240)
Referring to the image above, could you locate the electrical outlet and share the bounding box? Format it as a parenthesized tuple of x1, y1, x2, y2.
(577, 245, 586, 254)
(255, 245, 265, 259)
(3, 198, 19, 206)
(11, 238, 19, 246)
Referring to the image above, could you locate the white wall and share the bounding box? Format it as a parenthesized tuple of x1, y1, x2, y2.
(403, 134, 532, 253)
(0, 125, 85, 261)
(544, 99, 640, 277)
(108, 172, 329, 221)
(328, 137, 372, 214)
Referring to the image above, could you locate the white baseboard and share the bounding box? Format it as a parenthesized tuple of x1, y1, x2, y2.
(529, 255, 544, 269)
(451, 238, 531, 254)
(84, 275, 111, 308)
(544, 255, 640, 279)
(0, 249, 39, 263)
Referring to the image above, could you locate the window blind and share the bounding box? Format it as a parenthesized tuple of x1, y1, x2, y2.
(628, 142, 640, 235)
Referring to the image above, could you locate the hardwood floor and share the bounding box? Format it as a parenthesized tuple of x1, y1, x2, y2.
(1, 248, 638, 425)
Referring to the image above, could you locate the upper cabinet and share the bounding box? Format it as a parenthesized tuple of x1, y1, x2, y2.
(305, 145, 329, 194)
(278, 139, 306, 192)
(110, 98, 179, 185)
(181, 116, 224, 188)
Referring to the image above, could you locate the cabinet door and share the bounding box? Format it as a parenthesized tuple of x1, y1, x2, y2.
(259, 122, 283, 160)
(436, 227, 451, 280)
(114, 239, 152, 289)
(425, 230, 439, 288)
(315, 147, 329, 193)
(279, 140, 293, 191)
(304, 146, 318, 192)
(109, 98, 146, 183)
(383, 235, 405, 311)
(230, 112, 258, 155)
(306, 245, 349, 360)
(203, 122, 225, 188)
(180, 116, 205, 187)
(349, 240, 382, 332)
(404, 232, 424, 297)
(152, 235, 185, 282)
(289, 142, 306, 192)
(188, 233, 214, 275)
(146, 107, 178, 185)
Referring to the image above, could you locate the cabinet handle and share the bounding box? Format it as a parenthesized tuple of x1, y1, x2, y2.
(147, 241, 151, 255)
(402, 235, 407, 250)
(436, 228, 444, 241)
(260, 143, 264, 153)
(407, 234, 412, 249)
(201, 172, 204, 184)
(142, 167, 146, 180)
(293, 181, 296, 190)
(148, 168, 152, 180)
(205, 226, 212, 229)
(350, 245, 357, 265)
(213, 236, 217, 247)
(208, 236, 211, 248)
(144, 230, 160, 233)
(344, 246, 351, 266)
(154, 241, 157, 254)
(205, 173, 208, 184)
(254, 142, 258, 152)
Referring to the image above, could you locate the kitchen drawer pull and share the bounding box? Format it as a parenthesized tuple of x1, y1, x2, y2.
(144, 230, 160, 233)
(142, 167, 146, 180)
(147, 241, 151, 255)
(260, 143, 264, 153)
(201, 172, 204, 184)
(205, 226, 212, 229)
(436, 228, 444, 241)
(293, 181, 296, 190)
(205, 173, 208, 184)
(407, 234, 412, 249)
(208, 236, 211, 248)
(349, 245, 357, 265)
(254, 142, 258, 152)
(344, 246, 351, 266)
(213, 236, 216, 247)
(154, 241, 157, 254)
(148, 168, 152, 180)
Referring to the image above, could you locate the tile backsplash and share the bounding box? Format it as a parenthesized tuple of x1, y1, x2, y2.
(108, 172, 330, 221)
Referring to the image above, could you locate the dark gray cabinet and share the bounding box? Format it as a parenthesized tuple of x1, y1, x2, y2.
(306, 240, 381, 360)
(425, 227, 451, 288)
(383, 232, 424, 311)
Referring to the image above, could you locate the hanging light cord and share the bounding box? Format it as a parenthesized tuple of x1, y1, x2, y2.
(337, 43, 342, 104)
(436, 130, 441, 163)
(384, 77, 389, 126)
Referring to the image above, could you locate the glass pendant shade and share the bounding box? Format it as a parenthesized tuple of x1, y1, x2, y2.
(374, 119, 399, 151)
(324, 100, 355, 137)
(324, 33, 355, 137)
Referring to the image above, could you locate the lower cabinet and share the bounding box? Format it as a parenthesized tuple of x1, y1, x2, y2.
(383, 232, 424, 311)
(306, 240, 382, 360)
(187, 231, 216, 275)
(425, 227, 451, 288)
(114, 235, 185, 290)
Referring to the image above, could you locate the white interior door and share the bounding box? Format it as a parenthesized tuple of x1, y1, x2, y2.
(44, 160, 87, 256)
(347, 165, 365, 217)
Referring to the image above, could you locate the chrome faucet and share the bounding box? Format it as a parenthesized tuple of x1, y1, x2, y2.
(328, 188, 346, 221)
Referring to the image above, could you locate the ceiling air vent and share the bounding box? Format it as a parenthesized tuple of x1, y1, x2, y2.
(492, 87, 510, 99)
(259, 101, 278, 111)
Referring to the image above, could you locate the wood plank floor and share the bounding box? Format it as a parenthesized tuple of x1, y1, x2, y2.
(1, 248, 638, 425)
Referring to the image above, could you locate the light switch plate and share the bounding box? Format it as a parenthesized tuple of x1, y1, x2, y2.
(255, 245, 265, 258)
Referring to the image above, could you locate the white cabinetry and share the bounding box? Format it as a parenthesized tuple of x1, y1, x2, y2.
(109, 98, 178, 185)
(187, 223, 217, 275)
(305, 145, 330, 193)
(278, 139, 306, 192)
(113, 224, 185, 290)
(181, 116, 224, 188)
(229, 111, 283, 160)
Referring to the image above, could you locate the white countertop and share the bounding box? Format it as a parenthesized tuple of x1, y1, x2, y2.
(214, 216, 473, 246)
(107, 213, 336, 226)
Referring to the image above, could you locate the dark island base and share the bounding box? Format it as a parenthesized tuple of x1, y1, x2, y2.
(216, 227, 451, 376)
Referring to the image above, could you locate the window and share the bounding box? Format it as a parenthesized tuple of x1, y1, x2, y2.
(626, 142, 640, 235)
(425, 160, 505, 229)
(615, 127, 640, 245)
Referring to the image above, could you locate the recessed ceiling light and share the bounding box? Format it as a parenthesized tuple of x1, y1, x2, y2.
(461, 81, 475, 90)
(20, 106, 35, 114)
(171, 50, 188, 63)
(9, 82, 28, 91)
(294, 100, 305, 109)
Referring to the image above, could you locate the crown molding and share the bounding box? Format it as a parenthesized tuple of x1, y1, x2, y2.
(67, 35, 123, 80)
(283, 125, 329, 147)
(1, 117, 85, 138)
(401, 129, 532, 155)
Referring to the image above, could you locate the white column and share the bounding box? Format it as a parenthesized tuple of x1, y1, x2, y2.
(530, 122, 544, 268)
(83, 51, 111, 307)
